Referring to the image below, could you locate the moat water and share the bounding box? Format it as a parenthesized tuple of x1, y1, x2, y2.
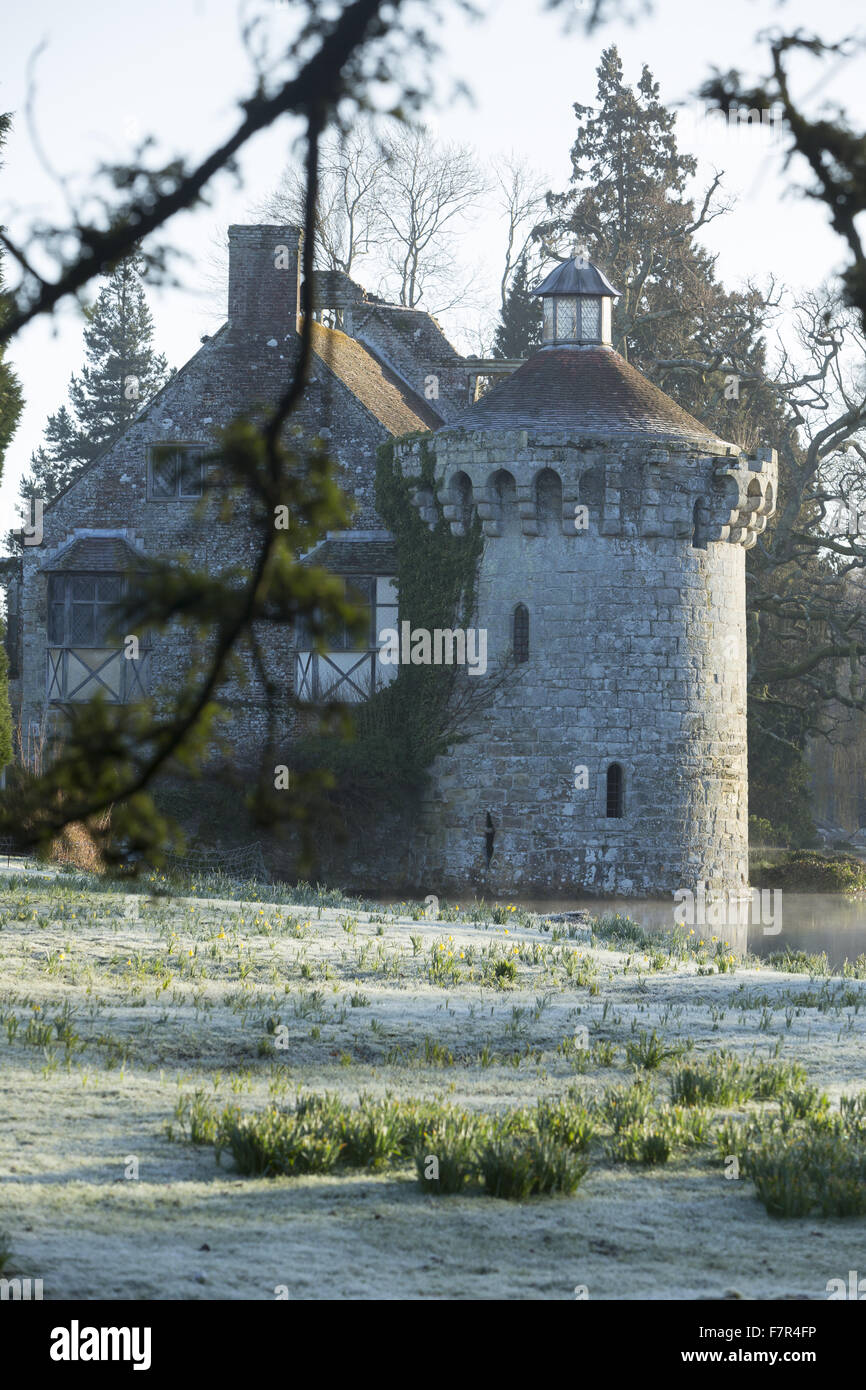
(506, 893, 866, 971)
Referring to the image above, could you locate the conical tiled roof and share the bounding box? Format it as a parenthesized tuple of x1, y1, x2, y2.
(448, 346, 731, 446)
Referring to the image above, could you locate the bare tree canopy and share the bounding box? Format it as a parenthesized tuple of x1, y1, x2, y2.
(257, 124, 390, 276)
(376, 126, 487, 310)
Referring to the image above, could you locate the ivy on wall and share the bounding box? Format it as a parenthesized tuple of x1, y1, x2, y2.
(289, 432, 486, 823)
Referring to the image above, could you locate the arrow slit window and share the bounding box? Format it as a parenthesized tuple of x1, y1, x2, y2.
(513, 604, 529, 663)
(606, 762, 624, 818)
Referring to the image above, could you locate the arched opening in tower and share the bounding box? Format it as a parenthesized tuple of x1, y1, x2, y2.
(450, 471, 475, 535)
(535, 468, 563, 537)
(490, 469, 519, 537)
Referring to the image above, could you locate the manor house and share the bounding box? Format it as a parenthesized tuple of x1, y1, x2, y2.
(7, 224, 778, 896)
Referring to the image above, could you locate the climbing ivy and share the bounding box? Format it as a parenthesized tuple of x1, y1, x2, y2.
(289, 432, 486, 822)
(375, 432, 484, 672)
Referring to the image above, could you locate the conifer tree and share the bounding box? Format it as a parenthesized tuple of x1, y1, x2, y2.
(19, 255, 170, 504)
(492, 254, 542, 359)
(18, 409, 83, 504)
(540, 46, 781, 447)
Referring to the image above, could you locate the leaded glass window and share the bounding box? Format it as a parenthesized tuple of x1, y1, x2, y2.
(48, 572, 126, 646)
(148, 445, 203, 499)
(295, 574, 399, 704)
(580, 297, 601, 340)
(555, 296, 578, 340)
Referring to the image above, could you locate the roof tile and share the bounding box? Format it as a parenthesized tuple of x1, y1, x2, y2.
(310, 321, 442, 435)
(42, 537, 148, 572)
(448, 346, 730, 446)
(301, 538, 397, 574)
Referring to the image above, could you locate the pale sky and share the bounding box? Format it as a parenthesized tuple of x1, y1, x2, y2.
(1, 0, 863, 531)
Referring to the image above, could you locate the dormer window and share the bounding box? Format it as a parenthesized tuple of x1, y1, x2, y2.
(148, 444, 204, 500)
(533, 253, 620, 346)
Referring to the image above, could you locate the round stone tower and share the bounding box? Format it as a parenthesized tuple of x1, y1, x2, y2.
(396, 252, 778, 898)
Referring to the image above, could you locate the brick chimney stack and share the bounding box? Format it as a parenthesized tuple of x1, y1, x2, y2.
(227, 225, 302, 335)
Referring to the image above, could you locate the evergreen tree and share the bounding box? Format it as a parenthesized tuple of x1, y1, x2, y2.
(19, 255, 170, 504)
(492, 254, 542, 359)
(540, 47, 783, 449)
(540, 49, 827, 840)
(0, 113, 23, 767)
(19, 409, 84, 504)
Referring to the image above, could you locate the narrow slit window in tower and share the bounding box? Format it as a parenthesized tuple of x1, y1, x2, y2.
(513, 604, 529, 663)
(606, 763, 624, 818)
(485, 811, 495, 866)
(692, 498, 707, 550)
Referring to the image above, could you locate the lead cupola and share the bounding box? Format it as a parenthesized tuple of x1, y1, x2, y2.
(532, 251, 620, 347)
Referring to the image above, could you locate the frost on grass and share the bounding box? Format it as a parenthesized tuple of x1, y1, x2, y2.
(1, 872, 866, 1299)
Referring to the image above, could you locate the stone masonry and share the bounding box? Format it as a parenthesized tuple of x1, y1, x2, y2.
(7, 229, 778, 899)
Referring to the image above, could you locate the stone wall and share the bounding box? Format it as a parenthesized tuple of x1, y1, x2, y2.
(15, 226, 399, 756)
(12, 222, 779, 902)
(301, 428, 777, 898)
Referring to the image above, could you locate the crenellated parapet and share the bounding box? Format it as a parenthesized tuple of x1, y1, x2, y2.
(394, 429, 778, 548)
(702, 448, 777, 549)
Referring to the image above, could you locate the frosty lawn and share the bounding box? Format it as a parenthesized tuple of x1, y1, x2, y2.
(1, 873, 865, 1300)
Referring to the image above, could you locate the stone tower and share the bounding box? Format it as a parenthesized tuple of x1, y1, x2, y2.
(394, 253, 778, 898)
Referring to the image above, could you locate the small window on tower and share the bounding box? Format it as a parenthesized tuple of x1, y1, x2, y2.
(606, 763, 624, 818)
(513, 604, 529, 663)
(542, 298, 555, 343)
(555, 296, 578, 340)
(579, 297, 601, 340)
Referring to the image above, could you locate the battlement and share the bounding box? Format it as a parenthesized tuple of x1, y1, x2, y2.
(394, 429, 777, 548)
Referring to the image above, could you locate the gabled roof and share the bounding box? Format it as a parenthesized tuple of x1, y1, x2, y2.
(39, 327, 227, 515)
(446, 346, 731, 446)
(41, 536, 149, 572)
(309, 320, 443, 434)
(354, 301, 462, 360)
